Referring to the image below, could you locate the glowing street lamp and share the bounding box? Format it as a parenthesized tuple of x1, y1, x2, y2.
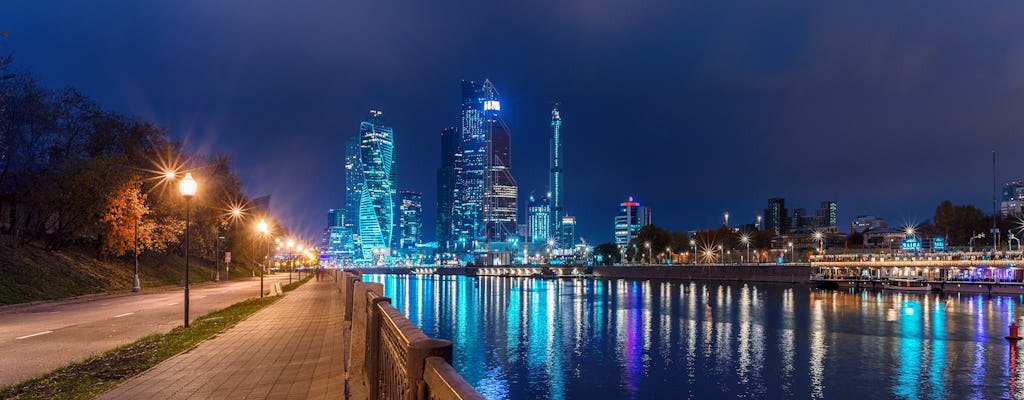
(788, 241, 794, 263)
(740, 234, 750, 264)
(690, 239, 696, 265)
(645, 242, 652, 264)
(178, 172, 197, 327)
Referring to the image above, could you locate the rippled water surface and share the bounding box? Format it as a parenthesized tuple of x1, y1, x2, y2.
(363, 275, 1024, 399)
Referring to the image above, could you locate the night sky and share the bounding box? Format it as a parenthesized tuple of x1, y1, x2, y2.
(5, 1, 1024, 244)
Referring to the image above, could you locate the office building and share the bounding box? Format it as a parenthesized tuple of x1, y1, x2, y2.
(399, 191, 423, 250)
(815, 201, 838, 232)
(436, 127, 458, 251)
(1002, 181, 1024, 217)
(328, 208, 344, 228)
(453, 79, 518, 245)
(527, 194, 551, 243)
(345, 136, 362, 230)
(615, 196, 644, 246)
(355, 109, 396, 261)
(765, 197, 788, 235)
(561, 215, 576, 247)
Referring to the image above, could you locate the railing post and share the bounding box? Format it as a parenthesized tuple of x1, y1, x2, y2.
(348, 281, 386, 399)
(407, 338, 453, 400)
(343, 271, 362, 321)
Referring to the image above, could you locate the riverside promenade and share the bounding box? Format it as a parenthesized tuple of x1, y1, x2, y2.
(97, 278, 348, 399)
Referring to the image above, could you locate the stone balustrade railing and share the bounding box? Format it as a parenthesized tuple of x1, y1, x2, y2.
(338, 270, 483, 400)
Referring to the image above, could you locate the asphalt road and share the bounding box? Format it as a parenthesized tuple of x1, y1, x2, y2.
(0, 272, 298, 386)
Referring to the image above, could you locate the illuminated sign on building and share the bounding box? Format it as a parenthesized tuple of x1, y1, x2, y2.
(932, 237, 946, 251)
(484, 100, 501, 111)
(901, 237, 921, 252)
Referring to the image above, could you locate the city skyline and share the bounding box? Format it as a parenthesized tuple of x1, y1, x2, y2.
(5, 2, 1024, 244)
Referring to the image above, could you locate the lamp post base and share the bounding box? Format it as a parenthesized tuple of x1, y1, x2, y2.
(132, 274, 141, 293)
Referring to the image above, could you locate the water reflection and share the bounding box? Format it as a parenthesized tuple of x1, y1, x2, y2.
(364, 275, 1024, 399)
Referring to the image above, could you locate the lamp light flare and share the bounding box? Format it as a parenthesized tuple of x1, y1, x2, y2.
(178, 173, 197, 197)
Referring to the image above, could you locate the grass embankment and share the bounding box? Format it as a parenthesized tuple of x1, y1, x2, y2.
(0, 273, 313, 400)
(0, 241, 253, 306)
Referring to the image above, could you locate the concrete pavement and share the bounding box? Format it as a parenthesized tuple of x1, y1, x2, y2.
(96, 277, 347, 399)
(0, 273, 293, 386)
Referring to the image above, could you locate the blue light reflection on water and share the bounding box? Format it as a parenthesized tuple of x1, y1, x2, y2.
(363, 275, 1024, 399)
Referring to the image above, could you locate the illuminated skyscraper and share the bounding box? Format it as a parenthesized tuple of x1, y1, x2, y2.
(614, 196, 644, 246)
(560, 215, 576, 247)
(454, 79, 518, 245)
(327, 208, 344, 228)
(764, 197, 788, 235)
(344, 136, 362, 231)
(356, 109, 396, 261)
(436, 127, 458, 252)
(527, 194, 551, 243)
(549, 103, 564, 245)
(399, 191, 422, 250)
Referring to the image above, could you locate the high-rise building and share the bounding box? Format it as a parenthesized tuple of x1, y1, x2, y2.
(344, 135, 362, 231)
(436, 127, 458, 252)
(453, 79, 518, 245)
(355, 109, 397, 261)
(561, 216, 576, 247)
(328, 208, 344, 228)
(791, 208, 812, 230)
(527, 194, 551, 243)
(1002, 181, 1024, 217)
(815, 201, 838, 232)
(398, 191, 422, 250)
(549, 104, 563, 245)
(615, 196, 644, 246)
(765, 197, 788, 235)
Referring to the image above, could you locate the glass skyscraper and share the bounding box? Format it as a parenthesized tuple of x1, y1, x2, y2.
(435, 126, 458, 252)
(344, 136, 362, 232)
(549, 104, 563, 245)
(399, 191, 423, 250)
(527, 194, 551, 243)
(614, 196, 644, 246)
(356, 109, 396, 262)
(452, 79, 518, 247)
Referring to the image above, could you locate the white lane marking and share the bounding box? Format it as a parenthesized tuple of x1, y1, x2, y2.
(16, 330, 53, 340)
(114, 312, 134, 318)
(166, 320, 178, 325)
(196, 295, 207, 299)
(167, 302, 178, 306)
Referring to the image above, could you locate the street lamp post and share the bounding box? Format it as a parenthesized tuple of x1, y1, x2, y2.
(179, 173, 197, 328)
(215, 233, 222, 282)
(970, 233, 985, 252)
(740, 234, 750, 264)
(788, 242, 794, 263)
(690, 239, 696, 265)
(132, 221, 141, 292)
(257, 219, 269, 298)
(645, 242, 652, 265)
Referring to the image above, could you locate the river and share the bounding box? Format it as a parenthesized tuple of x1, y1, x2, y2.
(363, 274, 1024, 399)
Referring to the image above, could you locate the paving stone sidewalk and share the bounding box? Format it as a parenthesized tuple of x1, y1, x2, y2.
(97, 278, 347, 400)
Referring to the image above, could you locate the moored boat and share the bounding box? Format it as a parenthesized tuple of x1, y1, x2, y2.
(883, 277, 932, 291)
